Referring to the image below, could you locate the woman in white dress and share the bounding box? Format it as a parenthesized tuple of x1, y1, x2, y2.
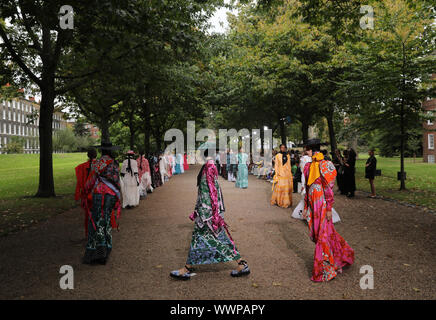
(160, 153, 169, 184)
(292, 148, 341, 223)
(121, 150, 140, 209)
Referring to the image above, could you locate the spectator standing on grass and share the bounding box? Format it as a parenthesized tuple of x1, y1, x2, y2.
(75, 147, 97, 238)
(365, 150, 377, 198)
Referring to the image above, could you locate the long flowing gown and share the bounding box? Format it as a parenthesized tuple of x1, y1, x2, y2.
(159, 155, 168, 184)
(292, 155, 341, 223)
(174, 153, 183, 174)
(270, 153, 293, 208)
(149, 156, 162, 188)
(304, 154, 354, 282)
(235, 153, 248, 189)
(186, 160, 241, 265)
(137, 155, 152, 196)
(183, 154, 189, 171)
(121, 158, 140, 208)
(75, 159, 95, 237)
(220, 152, 227, 179)
(83, 155, 121, 264)
(165, 155, 173, 178)
(179, 153, 184, 173)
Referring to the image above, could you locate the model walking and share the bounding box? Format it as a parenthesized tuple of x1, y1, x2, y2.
(170, 150, 250, 280)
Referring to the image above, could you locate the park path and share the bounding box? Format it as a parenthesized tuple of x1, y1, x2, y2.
(0, 165, 435, 299)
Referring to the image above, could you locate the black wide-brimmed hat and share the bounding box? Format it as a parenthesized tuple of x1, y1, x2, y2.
(306, 138, 321, 146)
(95, 142, 121, 151)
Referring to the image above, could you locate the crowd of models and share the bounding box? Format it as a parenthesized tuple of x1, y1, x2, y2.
(76, 139, 378, 282)
(75, 143, 189, 265)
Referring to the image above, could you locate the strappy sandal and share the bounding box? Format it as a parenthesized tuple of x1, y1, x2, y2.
(170, 265, 195, 280)
(231, 260, 250, 277)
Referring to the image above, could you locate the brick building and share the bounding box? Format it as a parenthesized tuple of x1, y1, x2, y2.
(422, 74, 436, 163)
(85, 123, 100, 139)
(0, 97, 67, 154)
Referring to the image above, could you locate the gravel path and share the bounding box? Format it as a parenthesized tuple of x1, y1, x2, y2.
(0, 165, 434, 299)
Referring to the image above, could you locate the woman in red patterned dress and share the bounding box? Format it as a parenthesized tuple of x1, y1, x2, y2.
(303, 139, 354, 282)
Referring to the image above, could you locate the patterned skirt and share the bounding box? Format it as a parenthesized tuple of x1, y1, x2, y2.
(271, 176, 293, 208)
(83, 193, 115, 264)
(186, 224, 241, 265)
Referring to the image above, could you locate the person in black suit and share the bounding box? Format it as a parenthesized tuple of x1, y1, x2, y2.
(365, 150, 377, 198)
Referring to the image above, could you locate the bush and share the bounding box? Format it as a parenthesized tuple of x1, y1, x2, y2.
(5, 136, 25, 154)
(53, 128, 96, 153)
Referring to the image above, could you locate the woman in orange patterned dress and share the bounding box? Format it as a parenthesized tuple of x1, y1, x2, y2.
(303, 139, 354, 282)
(271, 144, 293, 208)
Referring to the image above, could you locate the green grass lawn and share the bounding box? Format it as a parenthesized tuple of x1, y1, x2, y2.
(355, 154, 436, 210)
(0, 153, 88, 236)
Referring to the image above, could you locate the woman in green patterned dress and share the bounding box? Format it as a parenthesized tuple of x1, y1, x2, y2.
(170, 150, 250, 280)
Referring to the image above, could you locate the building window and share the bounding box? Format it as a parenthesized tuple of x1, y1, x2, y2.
(428, 111, 434, 126)
(429, 134, 435, 150)
(429, 155, 435, 164)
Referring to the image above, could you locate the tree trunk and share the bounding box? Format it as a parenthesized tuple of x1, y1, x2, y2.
(326, 108, 337, 153)
(260, 127, 264, 154)
(400, 100, 406, 190)
(400, 43, 406, 190)
(154, 127, 162, 151)
(35, 86, 56, 197)
(129, 128, 135, 150)
(301, 120, 309, 144)
(129, 112, 135, 150)
(143, 103, 150, 154)
(100, 116, 110, 144)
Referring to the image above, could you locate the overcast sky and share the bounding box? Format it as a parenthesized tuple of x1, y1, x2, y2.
(208, 3, 238, 34)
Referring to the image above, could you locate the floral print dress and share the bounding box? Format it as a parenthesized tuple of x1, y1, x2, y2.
(83, 155, 121, 264)
(304, 153, 354, 281)
(186, 160, 241, 265)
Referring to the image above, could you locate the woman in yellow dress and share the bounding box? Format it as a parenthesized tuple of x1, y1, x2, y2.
(271, 144, 293, 208)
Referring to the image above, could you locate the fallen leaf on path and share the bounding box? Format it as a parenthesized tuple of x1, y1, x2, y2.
(252, 283, 259, 288)
(403, 264, 411, 267)
(413, 288, 420, 292)
(155, 265, 163, 268)
(386, 254, 393, 259)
